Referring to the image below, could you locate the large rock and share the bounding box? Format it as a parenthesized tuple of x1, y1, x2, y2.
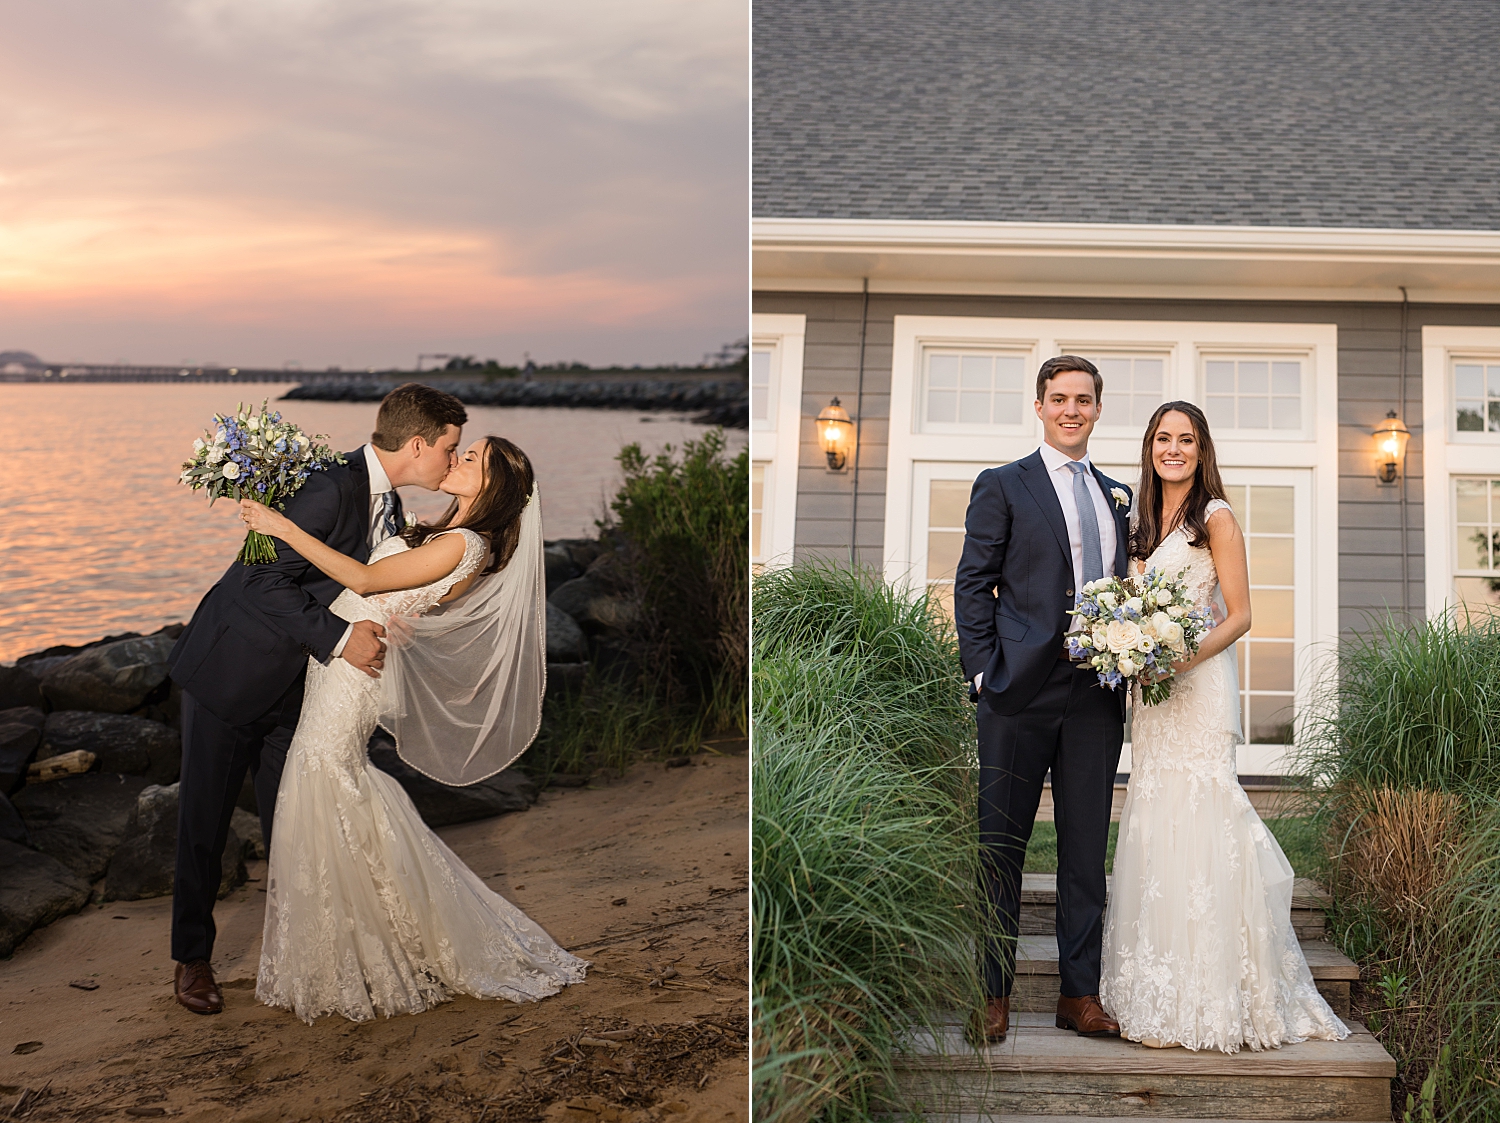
(40, 633, 176, 714)
(549, 576, 640, 633)
(104, 783, 244, 901)
(0, 839, 92, 957)
(39, 712, 180, 785)
(546, 603, 588, 663)
(231, 807, 265, 860)
(367, 738, 538, 828)
(0, 710, 44, 795)
(0, 665, 42, 712)
(0, 794, 28, 845)
(11, 772, 151, 882)
(543, 544, 581, 593)
(546, 662, 589, 696)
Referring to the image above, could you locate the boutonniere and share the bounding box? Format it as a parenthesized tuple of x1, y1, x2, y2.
(404, 512, 417, 529)
(1111, 487, 1130, 511)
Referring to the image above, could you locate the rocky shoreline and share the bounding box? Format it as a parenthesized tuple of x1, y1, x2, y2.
(282, 376, 749, 428)
(0, 530, 643, 958)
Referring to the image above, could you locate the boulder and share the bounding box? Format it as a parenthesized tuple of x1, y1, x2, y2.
(40, 633, 176, 714)
(0, 665, 42, 712)
(549, 577, 638, 632)
(0, 794, 28, 845)
(367, 738, 538, 828)
(0, 715, 43, 796)
(231, 807, 265, 860)
(11, 772, 151, 882)
(546, 603, 588, 663)
(39, 712, 180, 785)
(543, 544, 581, 593)
(0, 707, 45, 731)
(0, 839, 91, 957)
(104, 783, 244, 901)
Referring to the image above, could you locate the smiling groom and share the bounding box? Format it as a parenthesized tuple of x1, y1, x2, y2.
(953, 355, 1132, 1044)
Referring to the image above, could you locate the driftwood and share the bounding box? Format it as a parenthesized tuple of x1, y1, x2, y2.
(27, 750, 96, 783)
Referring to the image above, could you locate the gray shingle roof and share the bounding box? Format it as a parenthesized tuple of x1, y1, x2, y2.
(753, 0, 1500, 229)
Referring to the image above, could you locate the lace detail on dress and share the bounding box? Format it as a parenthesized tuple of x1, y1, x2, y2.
(256, 527, 587, 1023)
(1101, 498, 1346, 1052)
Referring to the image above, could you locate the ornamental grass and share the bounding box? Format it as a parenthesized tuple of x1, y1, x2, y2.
(751, 563, 985, 1123)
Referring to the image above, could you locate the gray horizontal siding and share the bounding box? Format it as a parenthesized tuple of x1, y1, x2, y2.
(754, 290, 1500, 633)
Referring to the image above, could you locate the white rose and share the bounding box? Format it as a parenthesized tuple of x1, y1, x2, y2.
(193, 437, 205, 453)
(1097, 592, 1117, 610)
(1092, 628, 1109, 650)
(1125, 597, 1144, 615)
(1155, 588, 1174, 606)
(1118, 653, 1138, 677)
(1167, 604, 1184, 619)
(1159, 619, 1185, 649)
(1104, 619, 1144, 654)
(207, 447, 225, 464)
(247, 414, 261, 431)
(222, 461, 241, 480)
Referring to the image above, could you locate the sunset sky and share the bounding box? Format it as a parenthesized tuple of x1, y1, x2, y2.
(0, 0, 746, 369)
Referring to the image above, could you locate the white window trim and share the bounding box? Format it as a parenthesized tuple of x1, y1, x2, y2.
(1421, 325, 1500, 619)
(883, 315, 1340, 717)
(751, 313, 806, 566)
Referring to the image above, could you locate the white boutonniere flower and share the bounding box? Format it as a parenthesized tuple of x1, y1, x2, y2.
(404, 512, 418, 529)
(1111, 486, 1130, 510)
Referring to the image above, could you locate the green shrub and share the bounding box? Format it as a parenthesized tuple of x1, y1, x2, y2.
(752, 564, 984, 1122)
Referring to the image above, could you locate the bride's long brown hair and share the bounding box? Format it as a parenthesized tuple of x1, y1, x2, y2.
(1130, 401, 1228, 560)
(400, 436, 534, 575)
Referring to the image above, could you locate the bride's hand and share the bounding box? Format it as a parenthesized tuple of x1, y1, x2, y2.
(239, 498, 294, 538)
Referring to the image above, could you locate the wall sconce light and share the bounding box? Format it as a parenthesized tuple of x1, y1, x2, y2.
(1374, 410, 1411, 484)
(816, 398, 855, 471)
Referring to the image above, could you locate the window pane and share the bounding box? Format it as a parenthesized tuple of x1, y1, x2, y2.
(751, 350, 772, 422)
(751, 385, 768, 421)
(1250, 486, 1295, 534)
(929, 479, 971, 528)
(993, 392, 1023, 426)
(1271, 397, 1301, 429)
(1490, 400, 1500, 433)
(929, 354, 960, 387)
(1135, 359, 1163, 392)
(1271, 362, 1300, 395)
(751, 465, 765, 510)
(960, 355, 992, 388)
(1097, 357, 1130, 384)
(995, 356, 1025, 389)
(1249, 641, 1296, 692)
(1238, 396, 1270, 429)
(927, 530, 965, 580)
(1206, 396, 1235, 430)
(1455, 477, 1489, 523)
(930, 583, 955, 621)
(958, 391, 991, 424)
(751, 350, 771, 386)
(1458, 403, 1486, 432)
(751, 513, 763, 560)
(1239, 361, 1269, 395)
(1224, 485, 1247, 525)
(1489, 365, 1500, 398)
(1455, 576, 1500, 619)
(1250, 589, 1295, 636)
(927, 389, 957, 423)
(1250, 537, 1295, 585)
(1205, 361, 1235, 394)
(1249, 695, 1295, 744)
(1455, 364, 1484, 398)
(1133, 395, 1159, 426)
(1457, 525, 1493, 570)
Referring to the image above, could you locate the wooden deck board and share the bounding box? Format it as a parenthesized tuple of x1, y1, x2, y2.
(1012, 935, 1358, 981)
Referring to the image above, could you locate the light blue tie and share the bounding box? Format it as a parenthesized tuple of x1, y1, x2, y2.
(376, 491, 399, 544)
(1067, 461, 1105, 585)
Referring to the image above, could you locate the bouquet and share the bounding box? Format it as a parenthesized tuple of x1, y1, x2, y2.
(178, 401, 343, 564)
(1065, 568, 1214, 705)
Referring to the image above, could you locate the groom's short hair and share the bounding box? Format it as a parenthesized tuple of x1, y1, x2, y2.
(1036, 355, 1103, 402)
(372, 383, 469, 451)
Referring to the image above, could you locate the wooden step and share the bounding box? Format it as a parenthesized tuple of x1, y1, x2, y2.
(1036, 783, 1313, 824)
(1009, 932, 1355, 1018)
(892, 1014, 1395, 1120)
(1020, 874, 1330, 940)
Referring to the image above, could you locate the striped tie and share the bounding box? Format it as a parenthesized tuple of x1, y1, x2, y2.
(376, 491, 399, 544)
(1067, 461, 1104, 585)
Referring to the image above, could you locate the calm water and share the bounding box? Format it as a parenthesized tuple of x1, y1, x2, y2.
(0, 383, 744, 663)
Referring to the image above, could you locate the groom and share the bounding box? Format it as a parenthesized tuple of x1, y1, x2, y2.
(953, 356, 1131, 1043)
(165, 382, 467, 1015)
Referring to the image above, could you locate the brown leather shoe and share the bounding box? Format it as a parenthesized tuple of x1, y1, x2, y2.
(968, 996, 1009, 1044)
(174, 959, 223, 1015)
(1056, 994, 1119, 1037)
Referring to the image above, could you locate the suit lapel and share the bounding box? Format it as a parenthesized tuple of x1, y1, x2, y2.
(1091, 464, 1131, 576)
(1019, 451, 1072, 569)
(346, 447, 372, 562)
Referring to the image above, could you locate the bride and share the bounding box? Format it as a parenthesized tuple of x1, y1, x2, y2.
(1100, 402, 1346, 1053)
(239, 436, 586, 1023)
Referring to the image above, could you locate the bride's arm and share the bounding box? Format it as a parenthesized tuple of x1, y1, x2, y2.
(239, 499, 466, 594)
(1171, 507, 1251, 674)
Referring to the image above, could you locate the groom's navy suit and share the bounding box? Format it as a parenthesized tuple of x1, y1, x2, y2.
(953, 449, 1130, 1000)
(167, 448, 395, 964)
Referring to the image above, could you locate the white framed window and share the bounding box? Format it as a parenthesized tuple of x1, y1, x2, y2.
(1452, 358, 1500, 436)
(1087, 354, 1168, 430)
(1202, 355, 1306, 434)
(919, 348, 1030, 433)
(1422, 327, 1500, 620)
(750, 313, 806, 567)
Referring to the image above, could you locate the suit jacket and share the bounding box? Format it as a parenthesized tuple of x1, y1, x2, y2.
(952, 449, 1132, 717)
(168, 448, 395, 726)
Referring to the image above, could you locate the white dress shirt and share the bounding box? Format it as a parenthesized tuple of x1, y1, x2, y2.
(330, 445, 396, 660)
(975, 442, 1118, 690)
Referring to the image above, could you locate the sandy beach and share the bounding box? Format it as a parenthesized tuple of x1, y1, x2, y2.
(0, 751, 748, 1122)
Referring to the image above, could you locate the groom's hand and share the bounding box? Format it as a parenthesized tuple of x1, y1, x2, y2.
(342, 620, 387, 678)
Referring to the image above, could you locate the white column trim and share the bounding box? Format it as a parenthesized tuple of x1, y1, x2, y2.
(751, 313, 806, 566)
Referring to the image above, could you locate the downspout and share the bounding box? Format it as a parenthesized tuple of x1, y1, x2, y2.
(1398, 287, 1411, 616)
(849, 278, 869, 567)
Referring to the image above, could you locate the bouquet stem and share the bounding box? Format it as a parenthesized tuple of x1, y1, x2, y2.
(238, 529, 279, 565)
(1140, 678, 1174, 706)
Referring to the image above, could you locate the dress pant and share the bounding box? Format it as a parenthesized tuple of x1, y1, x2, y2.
(171, 680, 301, 964)
(978, 659, 1123, 998)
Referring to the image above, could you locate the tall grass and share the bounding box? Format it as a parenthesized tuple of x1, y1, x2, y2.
(1296, 611, 1500, 1119)
(752, 564, 985, 1122)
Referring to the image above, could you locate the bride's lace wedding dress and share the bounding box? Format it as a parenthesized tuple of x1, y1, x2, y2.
(1100, 499, 1346, 1052)
(256, 529, 587, 1023)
